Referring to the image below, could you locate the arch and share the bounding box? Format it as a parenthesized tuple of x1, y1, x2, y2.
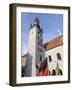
(52, 69, 56, 75)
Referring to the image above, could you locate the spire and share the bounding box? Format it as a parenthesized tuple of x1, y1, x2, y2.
(34, 16, 40, 25)
(57, 29, 63, 41)
(57, 29, 62, 36)
(29, 16, 43, 33)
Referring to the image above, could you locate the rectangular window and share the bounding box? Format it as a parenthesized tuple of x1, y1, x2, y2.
(40, 56, 42, 61)
(49, 55, 52, 62)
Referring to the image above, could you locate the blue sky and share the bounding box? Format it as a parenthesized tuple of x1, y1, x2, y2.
(21, 12, 63, 56)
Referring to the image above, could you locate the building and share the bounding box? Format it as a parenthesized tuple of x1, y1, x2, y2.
(44, 36, 63, 75)
(21, 17, 63, 77)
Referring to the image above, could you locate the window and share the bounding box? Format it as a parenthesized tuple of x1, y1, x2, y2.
(38, 48, 39, 51)
(40, 48, 43, 52)
(49, 55, 52, 62)
(38, 47, 42, 52)
(40, 56, 42, 61)
(57, 53, 61, 60)
(40, 39, 42, 42)
(41, 44, 42, 47)
(38, 31, 40, 34)
(52, 69, 56, 75)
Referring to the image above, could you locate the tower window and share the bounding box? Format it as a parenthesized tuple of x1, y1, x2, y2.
(40, 39, 42, 42)
(49, 55, 52, 62)
(40, 56, 42, 61)
(40, 48, 42, 52)
(57, 53, 61, 60)
(38, 48, 39, 51)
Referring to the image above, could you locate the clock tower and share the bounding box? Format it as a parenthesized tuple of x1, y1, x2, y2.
(26, 17, 44, 76)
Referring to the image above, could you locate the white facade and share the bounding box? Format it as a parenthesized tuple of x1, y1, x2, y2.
(45, 45, 63, 75)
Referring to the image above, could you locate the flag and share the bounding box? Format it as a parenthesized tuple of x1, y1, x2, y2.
(36, 67, 48, 76)
(36, 59, 49, 76)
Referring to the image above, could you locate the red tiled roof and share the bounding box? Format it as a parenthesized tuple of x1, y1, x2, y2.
(43, 36, 63, 51)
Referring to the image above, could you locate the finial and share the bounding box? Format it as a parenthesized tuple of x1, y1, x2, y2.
(57, 29, 62, 36)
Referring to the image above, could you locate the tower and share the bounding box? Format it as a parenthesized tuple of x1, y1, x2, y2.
(26, 17, 44, 76)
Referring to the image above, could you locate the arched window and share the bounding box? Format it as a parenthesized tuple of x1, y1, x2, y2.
(49, 55, 52, 62)
(57, 53, 62, 60)
(52, 69, 56, 75)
